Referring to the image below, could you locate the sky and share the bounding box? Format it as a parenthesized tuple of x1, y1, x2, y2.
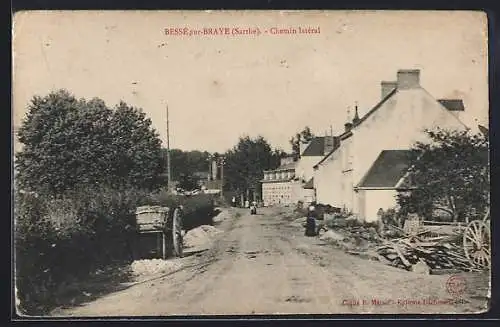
(13, 11, 489, 153)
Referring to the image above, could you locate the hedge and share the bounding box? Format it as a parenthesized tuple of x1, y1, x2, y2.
(144, 189, 216, 230)
(15, 187, 216, 315)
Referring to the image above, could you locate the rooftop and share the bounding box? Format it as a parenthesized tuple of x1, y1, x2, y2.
(302, 137, 326, 157)
(438, 99, 465, 111)
(356, 150, 412, 188)
(264, 161, 297, 173)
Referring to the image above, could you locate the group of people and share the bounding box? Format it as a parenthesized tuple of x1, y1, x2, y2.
(229, 196, 317, 235)
(231, 196, 257, 208)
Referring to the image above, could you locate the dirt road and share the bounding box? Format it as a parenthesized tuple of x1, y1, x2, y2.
(53, 207, 489, 316)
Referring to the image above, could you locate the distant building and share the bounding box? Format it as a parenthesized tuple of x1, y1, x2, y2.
(261, 136, 339, 206)
(295, 136, 339, 184)
(203, 156, 224, 193)
(313, 69, 468, 222)
(261, 156, 298, 206)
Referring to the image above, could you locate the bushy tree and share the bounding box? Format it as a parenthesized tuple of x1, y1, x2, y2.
(396, 127, 489, 222)
(289, 126, 315, 161)
(177, 173, 200, 191)
(163, 149, 211, 181)
(15, 90, 163, 195)
(108, 101, 164, 190)
(224, 135, 283, 198)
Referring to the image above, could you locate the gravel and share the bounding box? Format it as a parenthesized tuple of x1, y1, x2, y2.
(131, 259, 184, 277)
(213, 209, 230, 223)
(319, 230, 346, 242)
(183, 225, 223, 249)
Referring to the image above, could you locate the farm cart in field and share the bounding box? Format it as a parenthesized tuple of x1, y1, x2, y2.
(134, 205, 184, 259)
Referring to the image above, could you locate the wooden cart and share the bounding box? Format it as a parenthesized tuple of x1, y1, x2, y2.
(135, 205, 183, 259)
(411, 208, 491, 270)
(462, 208, 490, 269)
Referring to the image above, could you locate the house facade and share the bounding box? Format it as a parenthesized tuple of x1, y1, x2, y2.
(313, 69, 468, 222)
(261, 156, 299, 206)
(261, 136, 339, 206)
(354, 150, 415, 220)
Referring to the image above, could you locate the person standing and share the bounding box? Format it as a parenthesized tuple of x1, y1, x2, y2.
(305, 205, 317, 236)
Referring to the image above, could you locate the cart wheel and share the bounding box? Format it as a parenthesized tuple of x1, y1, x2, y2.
(463, 220, 491, 268)
(171, 207, 183, 258)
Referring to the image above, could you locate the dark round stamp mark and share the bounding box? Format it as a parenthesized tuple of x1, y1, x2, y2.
(446, 275, 467, 296)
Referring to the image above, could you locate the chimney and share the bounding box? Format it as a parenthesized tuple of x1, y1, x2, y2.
(381, 81, 397, 99)
(352, 104, 360, 125)
(344, 122, 353, 132)
(397, 69, 420, 89)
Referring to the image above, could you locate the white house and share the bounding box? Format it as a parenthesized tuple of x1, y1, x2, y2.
(295, 136, 339, 205)
(313, 69, 469, 222)
(261, 156, 300, 206)
(354, 149, 415, 220)
(261, 136, 339, 206)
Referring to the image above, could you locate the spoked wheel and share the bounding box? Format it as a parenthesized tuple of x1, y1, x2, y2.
(171, 207, 183, 258)
(463, 220, 491, 269)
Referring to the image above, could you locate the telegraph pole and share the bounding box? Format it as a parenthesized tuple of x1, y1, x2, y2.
(166, 104, 171, 191)
(220, 156, 225, 198)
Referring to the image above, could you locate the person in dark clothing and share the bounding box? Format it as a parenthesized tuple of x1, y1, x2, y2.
(305, 205, 317, 236)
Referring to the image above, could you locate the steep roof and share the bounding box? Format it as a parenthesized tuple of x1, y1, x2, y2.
(313, 88, 398, 169)
(438, 99, 465, 111)
(356, 150, 412, 188)
(302, 137, 325, 156)
(341, 88, 398, 139)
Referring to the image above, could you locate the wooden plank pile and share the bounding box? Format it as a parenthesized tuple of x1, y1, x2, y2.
(375, 231, 479, 273)
(320, 214, 481, 273)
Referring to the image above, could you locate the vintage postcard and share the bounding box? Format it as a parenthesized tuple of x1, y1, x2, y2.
(12, 10, 490, 317)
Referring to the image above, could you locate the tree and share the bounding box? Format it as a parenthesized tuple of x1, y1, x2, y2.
(177, 173, 200, 191)
(289, 126, 315, 161)
(271, 148, 288, 168)
(396, 127, 489, 222)
(162, 149, 211, 181)
(108, 101, 164, 190)
(15, 90, 164, 195)
(224, 136, 282, 199)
